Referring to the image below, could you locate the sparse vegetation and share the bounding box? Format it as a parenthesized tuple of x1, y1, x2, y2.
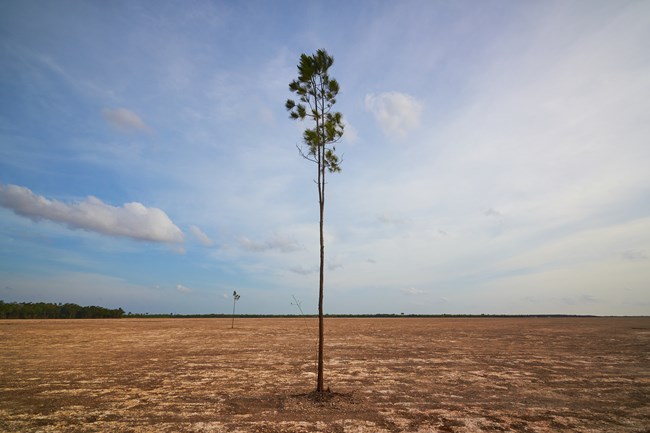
(1, 317, 648, 432)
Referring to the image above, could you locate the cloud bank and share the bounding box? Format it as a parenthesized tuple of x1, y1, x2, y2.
(0, 184, 184, 243)
(365, 92, 423, 139)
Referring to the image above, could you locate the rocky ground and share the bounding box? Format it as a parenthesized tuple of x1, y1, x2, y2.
(0, 317, 648, 432)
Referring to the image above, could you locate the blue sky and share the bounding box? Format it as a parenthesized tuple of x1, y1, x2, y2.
(1, 0, 648, 315)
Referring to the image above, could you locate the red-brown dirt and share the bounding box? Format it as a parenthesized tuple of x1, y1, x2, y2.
(1, 317, 648, 432)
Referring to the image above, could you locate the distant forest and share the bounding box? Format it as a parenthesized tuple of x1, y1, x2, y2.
(0, 301, 124, 319)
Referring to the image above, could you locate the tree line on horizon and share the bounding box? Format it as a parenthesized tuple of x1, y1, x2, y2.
(124, 312, 598, 319)
(0, 300, 124, 319)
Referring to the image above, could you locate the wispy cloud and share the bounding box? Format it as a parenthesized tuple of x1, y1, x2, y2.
(102, 108, 152, 133)
(176, 284, 192, 294)
(401, 287, 426, 296)
(289, 265, 315, 275)
(0, 184, 184, 243)
(365, 92, 423, 139)
(190, 225, 214, 246)
(238, 234, 302, 253)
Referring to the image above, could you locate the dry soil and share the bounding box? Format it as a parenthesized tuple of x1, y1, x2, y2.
(0, 317, 648, 432)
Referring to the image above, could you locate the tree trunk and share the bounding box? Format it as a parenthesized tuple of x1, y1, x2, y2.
(231, 298, 236, 329)
(317, 182, 325, 393)
(316, 151, 325, 392)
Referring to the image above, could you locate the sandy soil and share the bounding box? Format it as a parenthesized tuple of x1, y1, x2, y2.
(0, 317, 648, 432)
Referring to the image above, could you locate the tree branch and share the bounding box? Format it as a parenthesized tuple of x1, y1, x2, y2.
(296, 143, 318, 163)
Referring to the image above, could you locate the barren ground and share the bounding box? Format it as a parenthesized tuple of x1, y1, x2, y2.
(0, 317, 648, 432)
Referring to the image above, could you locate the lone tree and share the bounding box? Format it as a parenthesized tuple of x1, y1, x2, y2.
(231, 290, 241, 329)
(286, 49, 344, 393)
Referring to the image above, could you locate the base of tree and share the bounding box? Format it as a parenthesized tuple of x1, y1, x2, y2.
(297, 389, 354, 405)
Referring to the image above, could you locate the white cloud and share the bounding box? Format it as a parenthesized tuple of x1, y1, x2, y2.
(102, 108, 152, 133)
(190, 225, 214, 246)
(364, 92, 423, 139)
(342, 118, 359, 144)
(289, 265, 315, 275)
(0, 184, 184, 243)
(176, 284, 192, 294)
(238, 234, 302, 253)
(401, 287, 426, 296)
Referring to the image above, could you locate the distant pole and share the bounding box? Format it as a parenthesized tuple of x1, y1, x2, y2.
(231, 291, 241, 329)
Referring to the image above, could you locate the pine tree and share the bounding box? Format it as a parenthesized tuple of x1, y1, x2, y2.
(286, 49, 344, 393)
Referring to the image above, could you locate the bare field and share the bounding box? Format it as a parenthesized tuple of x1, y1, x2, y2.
(0, 317, 648, 433)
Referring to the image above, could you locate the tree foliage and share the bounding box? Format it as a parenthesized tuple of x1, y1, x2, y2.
(286, 49, 343, 174)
